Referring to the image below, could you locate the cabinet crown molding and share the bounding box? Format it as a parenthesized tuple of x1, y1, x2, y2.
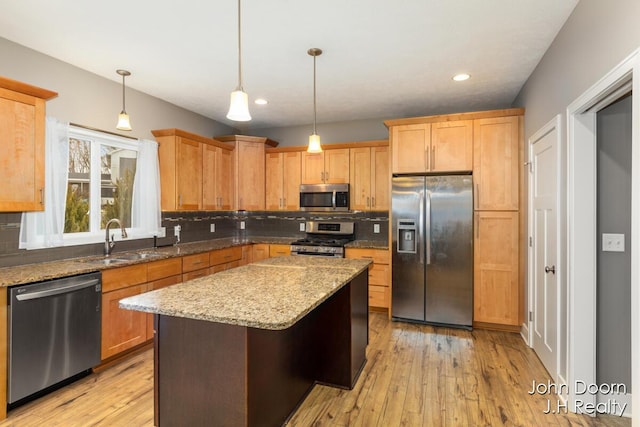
(384, 108, 524, 128)
(0, 76, 57, 100)
(214, 134, 279, 148)
(151, 128, 234, 150)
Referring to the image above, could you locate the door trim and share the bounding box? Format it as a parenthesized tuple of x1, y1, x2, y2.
(526, 114, 561, 378)
(566, 48, 639, 418)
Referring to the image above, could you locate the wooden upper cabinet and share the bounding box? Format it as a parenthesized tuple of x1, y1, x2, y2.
(266, 151, 301, 210)
(203, 144, 233, 210)
(473, 116, 519, 211)
(154, 129, 236, 211)
(431, 120, 473, 172)
(301, 148, 350, 184)
(0, 77, 57, 212)
(391, 123, 430, 173)
(349, 145, 389, 211)
(391, 121, 472, 174)
(234, 140, 265, 210)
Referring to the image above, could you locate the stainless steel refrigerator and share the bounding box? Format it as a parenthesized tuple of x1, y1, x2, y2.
(391, 174, 473, 328)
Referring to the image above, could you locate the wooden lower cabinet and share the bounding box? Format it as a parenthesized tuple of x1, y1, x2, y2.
(345, 248, 390, 310)
(269, 244, 290, 257)
(252, 244, 270, 262)
(101, 283, 149, 360)
(473, 211, 519, 326)
(146, 274, 182, 339)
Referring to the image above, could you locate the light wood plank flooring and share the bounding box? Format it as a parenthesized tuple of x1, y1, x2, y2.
(0, 312, 631, 426)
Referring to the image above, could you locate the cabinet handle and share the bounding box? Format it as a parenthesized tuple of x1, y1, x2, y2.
(320, 171, 324, 181)
(425, 149, 429, 171)
(179, 194, 182, 207)
(431, 146, 435, 170)
(325, 171, 329, 181)
(372, 196, 375, 207)
(283, 198, 286, 208)
(39, 188, 44, 205)
(367, 196, 370, 208)
(475, 213, 479, 239)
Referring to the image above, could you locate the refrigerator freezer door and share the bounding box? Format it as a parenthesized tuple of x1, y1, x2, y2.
(391, 176, 426, 321)
(425, 175, 474, 326)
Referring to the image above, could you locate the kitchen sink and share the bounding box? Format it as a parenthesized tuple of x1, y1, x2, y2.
(80, 252, 163, 265)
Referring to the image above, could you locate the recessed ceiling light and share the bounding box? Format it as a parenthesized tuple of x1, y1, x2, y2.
(254, 98, 268, 105)
(452, 73, 471, 82)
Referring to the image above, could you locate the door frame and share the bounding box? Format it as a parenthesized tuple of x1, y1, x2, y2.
(527, 114, 562, 380)
(566, 48, 639, 417)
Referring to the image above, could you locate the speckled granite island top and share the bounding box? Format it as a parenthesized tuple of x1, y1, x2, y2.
(119, 256, 371, 330)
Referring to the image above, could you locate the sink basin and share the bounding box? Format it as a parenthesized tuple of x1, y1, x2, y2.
(80, 252, 163, 265)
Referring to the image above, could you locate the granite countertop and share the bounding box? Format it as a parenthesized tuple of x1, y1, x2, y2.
(119, 256, 371, 330)
(345, 240, 389, 250)
(0, 236, 386, 287)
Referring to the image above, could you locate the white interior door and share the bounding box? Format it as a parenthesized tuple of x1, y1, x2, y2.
(529, 116, 560, 379)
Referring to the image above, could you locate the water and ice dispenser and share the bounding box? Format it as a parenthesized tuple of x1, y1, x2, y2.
(397, 219, 417, 253)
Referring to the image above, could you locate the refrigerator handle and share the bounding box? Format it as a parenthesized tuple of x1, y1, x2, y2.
(418, 191, 424, 264)
(426, 190, 432, 265)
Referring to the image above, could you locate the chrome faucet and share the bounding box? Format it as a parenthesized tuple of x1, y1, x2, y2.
(105, 218, 128, 256)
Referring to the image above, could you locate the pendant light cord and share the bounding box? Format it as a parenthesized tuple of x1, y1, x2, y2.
(237, 0, 243, 91)
(121, 73, 126, 112)
(313, 53, 317, 135)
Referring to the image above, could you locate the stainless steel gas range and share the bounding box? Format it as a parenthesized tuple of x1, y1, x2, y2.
(290, 221, 355, 258)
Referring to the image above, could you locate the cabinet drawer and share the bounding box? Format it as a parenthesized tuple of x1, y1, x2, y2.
(183, 268, 209, 281)
(345, 248, 389, 264)
(148, 274, 182, 291)
(147, 257, 182, 282)
(210, 246, 242, 266)
(369, 264, 389, 286)
(210, 260, 241, 274)
(182, 253, 210, 272)
(269, 244, 290, 257)
(369, 285, 389, 308)
(102, 264, 147, 293)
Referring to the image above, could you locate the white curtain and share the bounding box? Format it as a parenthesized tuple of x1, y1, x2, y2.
(131, 138, 161, 236)
(19, 117, 69, 249)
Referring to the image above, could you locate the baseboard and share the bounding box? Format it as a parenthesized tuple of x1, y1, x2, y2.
(520, 322, 530, 346)
(473, 321, 521, 333)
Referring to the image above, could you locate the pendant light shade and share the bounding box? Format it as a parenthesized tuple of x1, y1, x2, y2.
(227, 0, 251, 122)
(116, 69, 132, 131)
(307, 48, 323, 153)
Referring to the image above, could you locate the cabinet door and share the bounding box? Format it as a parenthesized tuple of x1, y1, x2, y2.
(431, 120, 473, 172)
(349, 147, 372, 210)
(301, 152, 325, 184)
(391, 123, 430, 173)
(0, 90, 45, 211)
(202, 144, 218, 210)
(282, 151, 301, 210)
(473, 116, 519, 210)
(371, 146, 389, 211)
(216, 147, 233, 210)
(235, 141, 265, 210)
(473, 211, 519, 326)
(265, 152, 283, 210)
(252, 244, 270, 262)
(324, 148, 350, 183)
(102, 283, 150, 360)
(146, 275, 182, 339)
(176, 137, 202, 210)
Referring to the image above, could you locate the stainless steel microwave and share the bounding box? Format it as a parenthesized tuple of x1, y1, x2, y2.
(299, 184, 349, 211)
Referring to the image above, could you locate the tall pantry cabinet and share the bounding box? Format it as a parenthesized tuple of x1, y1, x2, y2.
(386, 109, 524, 330)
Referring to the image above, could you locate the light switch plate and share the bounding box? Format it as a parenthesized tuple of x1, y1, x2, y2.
(173, 225, 181, 236)
(602, 233, 624, 252)
(210, 223, 215, 233)
(240, 221, 246, 230)
(373, 223, 380, 234)
(300, 222, 306, 232)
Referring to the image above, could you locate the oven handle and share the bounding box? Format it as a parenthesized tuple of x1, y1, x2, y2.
(291, 251, 341, 257)
(15, 279, 100, 301)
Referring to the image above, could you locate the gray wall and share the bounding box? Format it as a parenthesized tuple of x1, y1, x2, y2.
(247, 117, 389, 147)
(514, 0, 640, 383)
(0, 37, 236, 141)
(596, 95, 632, 391)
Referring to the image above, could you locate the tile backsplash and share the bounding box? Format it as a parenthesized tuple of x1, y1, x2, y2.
(0, 210, 388, 268)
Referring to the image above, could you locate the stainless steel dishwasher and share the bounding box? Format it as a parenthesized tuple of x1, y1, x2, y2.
(8, 271, 102, 404)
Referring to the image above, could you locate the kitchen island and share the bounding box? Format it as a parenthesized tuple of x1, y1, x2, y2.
(120, 256, 371, 427)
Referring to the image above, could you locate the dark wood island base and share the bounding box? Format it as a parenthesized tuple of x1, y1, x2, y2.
(153, 270, 368, 427)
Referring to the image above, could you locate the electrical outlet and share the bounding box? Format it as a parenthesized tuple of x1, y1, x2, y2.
(373, 223, 380, 234)
(174, 225, 181, 236)
(300, 222, 306, 232)
(240, 221, 246, 230)
(210, 223, 216, 233)
(158, 227, 166, 238)
(602, 233, 624, 252)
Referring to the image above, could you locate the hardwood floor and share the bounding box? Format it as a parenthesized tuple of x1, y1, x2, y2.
(0, 312, 631, 426)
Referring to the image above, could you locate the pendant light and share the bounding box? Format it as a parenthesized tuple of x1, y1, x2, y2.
(307, 48, 323, 153)
(226, 0, 251, 121)
(116, 69, 132, 131)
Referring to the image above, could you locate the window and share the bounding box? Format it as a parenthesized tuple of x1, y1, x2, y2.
(64, 126, 139, 244)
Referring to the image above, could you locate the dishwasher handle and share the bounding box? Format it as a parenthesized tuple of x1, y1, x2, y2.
(15, 278, 101, 301)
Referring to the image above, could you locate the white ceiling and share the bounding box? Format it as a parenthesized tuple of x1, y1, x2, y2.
(0, 0, 578, 130)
